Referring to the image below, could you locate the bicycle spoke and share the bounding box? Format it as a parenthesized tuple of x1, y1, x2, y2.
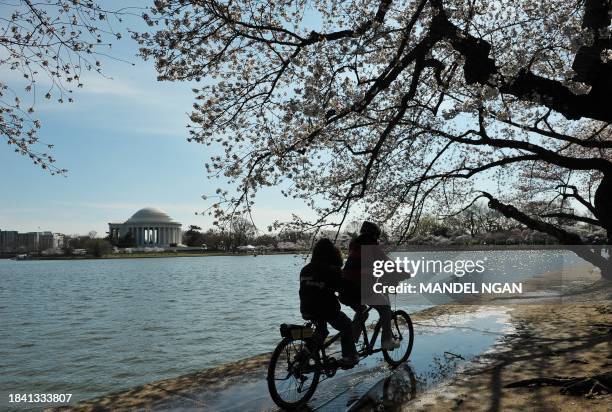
(382, 311, 414, 366)
(393, 317, 403, 339)
(268, 337, 321, 407)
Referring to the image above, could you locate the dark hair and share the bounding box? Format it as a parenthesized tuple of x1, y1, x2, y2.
(311, 238, 343, 267)
(360, 221, 381, 239)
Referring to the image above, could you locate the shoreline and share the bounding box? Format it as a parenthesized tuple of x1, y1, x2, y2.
(51, 305, 509, 412)
(4, 243, 608, 261)
(1, 250, 305, 261)
(48, 263, 611, 411)
(407, 266, 612, 411)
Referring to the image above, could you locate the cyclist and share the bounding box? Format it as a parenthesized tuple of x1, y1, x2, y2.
(299, 238, 359, 368)
(341, 221, 400, 350)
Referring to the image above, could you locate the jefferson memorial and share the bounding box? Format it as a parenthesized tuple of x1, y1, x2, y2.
(108, 207, 182, 247)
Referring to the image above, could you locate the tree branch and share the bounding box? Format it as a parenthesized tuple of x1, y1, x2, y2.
(429, 0, 612, 122)
(480, 191, 584, 243)
(539, 212, 603, 227)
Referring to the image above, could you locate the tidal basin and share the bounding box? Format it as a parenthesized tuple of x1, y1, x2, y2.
(0, 250, 587, 405)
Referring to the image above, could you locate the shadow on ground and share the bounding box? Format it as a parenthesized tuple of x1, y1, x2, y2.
(408, 287, 611, 411)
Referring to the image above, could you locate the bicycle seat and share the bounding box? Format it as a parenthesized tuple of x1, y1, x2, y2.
(279, 323, 314, 339)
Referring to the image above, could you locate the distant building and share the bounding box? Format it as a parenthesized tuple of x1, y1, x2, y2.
(0, 230, 63, 253)
(39, 232, 64, 250)
(108, 207, 182, 247)
(0, 230, 18, 250)
(17, 232, 40, 252)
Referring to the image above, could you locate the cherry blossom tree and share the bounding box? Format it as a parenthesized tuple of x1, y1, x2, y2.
(136, 0, 612, 278)
(1, 0, 133, 174)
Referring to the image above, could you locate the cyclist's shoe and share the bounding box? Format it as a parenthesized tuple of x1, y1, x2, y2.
(381, 338, 401, 350)
(338, 354, 359, 369)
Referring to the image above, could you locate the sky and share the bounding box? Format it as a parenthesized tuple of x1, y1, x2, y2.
(0, 3, 313, 236)
(0, 2, 527, 238)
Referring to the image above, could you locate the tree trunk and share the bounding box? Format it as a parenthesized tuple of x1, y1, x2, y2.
(593, 173, 612, 280)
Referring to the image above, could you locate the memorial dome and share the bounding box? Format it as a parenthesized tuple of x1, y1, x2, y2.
(125, 207, 176, 224)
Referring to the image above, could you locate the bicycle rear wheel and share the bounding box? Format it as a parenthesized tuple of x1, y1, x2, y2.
(382, 310, 414, 367)
(267, 337, 320, 409)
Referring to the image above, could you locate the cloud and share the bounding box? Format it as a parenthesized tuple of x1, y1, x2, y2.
(0, 207, 48, 215)
(52, 200, 200, 213)
(80, 76, 144, 98)
(0, 61, 193, 110)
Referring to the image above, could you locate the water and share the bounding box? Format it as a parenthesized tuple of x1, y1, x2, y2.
(0, 250, 588, 406)
(1, 255, 302, 405)
(95, 308, 512, 411)
(196, 309, 513, 412)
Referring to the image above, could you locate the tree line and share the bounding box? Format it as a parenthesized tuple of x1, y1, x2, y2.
(182, 221, 310, 250)
(407, 202, 605, 245)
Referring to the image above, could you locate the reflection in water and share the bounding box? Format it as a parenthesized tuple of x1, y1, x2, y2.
(157, 309, 510, 412)
(347, 363, 417, 411)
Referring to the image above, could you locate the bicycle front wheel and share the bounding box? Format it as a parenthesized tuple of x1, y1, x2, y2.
(267, 337, 320, 410)
(382, 310, 414, 367)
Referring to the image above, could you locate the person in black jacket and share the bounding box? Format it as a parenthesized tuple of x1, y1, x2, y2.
(300, 238, 359, 367)
(341, 221, 400, 350)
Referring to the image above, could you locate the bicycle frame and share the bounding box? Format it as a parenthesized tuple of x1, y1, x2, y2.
(318, 306, 384, 361)
(268, 307, 413, 409)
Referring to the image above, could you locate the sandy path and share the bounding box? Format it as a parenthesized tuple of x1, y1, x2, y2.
(400, 265, 612, 412)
